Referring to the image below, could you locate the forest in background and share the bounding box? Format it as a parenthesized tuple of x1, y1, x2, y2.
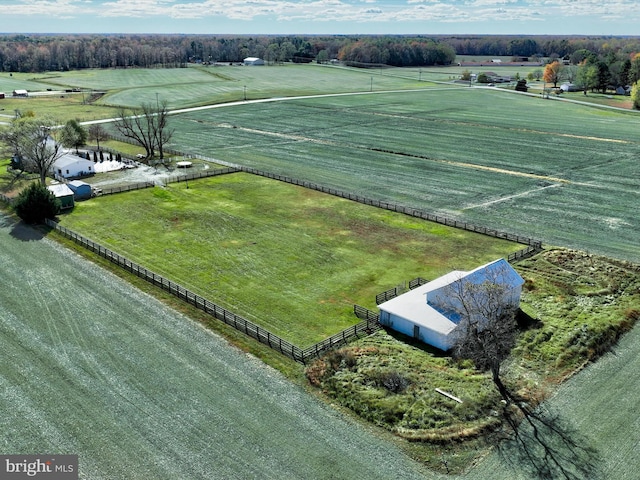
(1, 34, 640, 72)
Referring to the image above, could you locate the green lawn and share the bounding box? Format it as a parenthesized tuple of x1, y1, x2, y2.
(58, 172, 522, 347)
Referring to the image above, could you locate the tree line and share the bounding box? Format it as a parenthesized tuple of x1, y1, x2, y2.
(2, 34, 639, 73)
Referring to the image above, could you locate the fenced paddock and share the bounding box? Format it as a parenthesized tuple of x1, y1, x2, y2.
(46, 219, 389, 364)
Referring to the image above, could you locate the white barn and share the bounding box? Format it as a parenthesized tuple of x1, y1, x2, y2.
(51, 154, 94, 180)
(243, 57, 265, 66)
(378, 259, 524, 351)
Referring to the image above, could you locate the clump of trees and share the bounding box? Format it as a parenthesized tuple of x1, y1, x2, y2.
(13, 182, 59, 224)
(337, 38, 456, 67)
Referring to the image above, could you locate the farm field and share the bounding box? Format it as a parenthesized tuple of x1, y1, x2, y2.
(165, 87, 640, 262)
(0, 214, 434, 480)
(23, 64, 434, 109)
(57, 172, 523, 347)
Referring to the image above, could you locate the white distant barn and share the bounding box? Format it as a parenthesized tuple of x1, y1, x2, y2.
(378, 259, 524, 351)
(243, 57, 265, 66)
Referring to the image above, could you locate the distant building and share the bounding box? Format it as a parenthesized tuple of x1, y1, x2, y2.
(0, 92, 5, 99)
(12, 89, 28, 97)
(243, 57, 265, 66)
(560, 83, 578, 92)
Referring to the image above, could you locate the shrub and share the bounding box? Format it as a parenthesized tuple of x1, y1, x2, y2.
(13, 183, 60, 224)
(373, 370, 412, 394)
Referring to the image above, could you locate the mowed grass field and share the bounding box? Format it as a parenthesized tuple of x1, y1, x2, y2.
(164, 87, 640, 262)
(57, 172, 522, 347)
(23, 64, 434, 109)
(0, 215, 434, 480)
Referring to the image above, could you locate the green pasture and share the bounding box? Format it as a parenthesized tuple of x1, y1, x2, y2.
(0, 72, 59, 93)
(22, 64, 431, 109)
(58, 172, 522, 347)
(166, 88, 640, 262)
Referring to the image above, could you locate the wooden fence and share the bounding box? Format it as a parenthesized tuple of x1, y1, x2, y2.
(45, 219, 386, 364)
(409, 277, 429, 290)
(160, 166, 240, 186)
(101, 137, 543, 259)
(376, 285, 405, 305)
(240, 166, 543, 253)
(98, 182, 155, 196)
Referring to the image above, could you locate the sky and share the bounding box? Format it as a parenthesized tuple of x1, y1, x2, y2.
(0, 0, 638, 36)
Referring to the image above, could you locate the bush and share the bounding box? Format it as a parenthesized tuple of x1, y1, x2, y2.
(13, 183, 60, 224)
(373, 370, 412, 394)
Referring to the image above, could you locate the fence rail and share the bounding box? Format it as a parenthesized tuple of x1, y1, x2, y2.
(100, 138, 542, 259)
(160, 166, 240, 186)
(45, 219, 384, 364)
(376, 285, 405, 305)
(238, 166, 543, 257)
(409, 277, 429, 290)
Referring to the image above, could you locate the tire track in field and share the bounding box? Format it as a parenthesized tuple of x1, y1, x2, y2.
(463, 183, 563, 210)
(368, 111, 636, 145)
(193, 120, 596, 186)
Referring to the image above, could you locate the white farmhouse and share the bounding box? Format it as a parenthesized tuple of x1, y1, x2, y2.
(51, 154, 95, 180)
(378, 259, 524, 351)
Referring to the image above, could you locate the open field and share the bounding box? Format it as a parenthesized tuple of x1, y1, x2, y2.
(3, 65, 640, 479)
(57, 172, 522, 347)
(20, 64, 433, 109)
(0, 214, 435, 480)
(163, 88, 640, 262)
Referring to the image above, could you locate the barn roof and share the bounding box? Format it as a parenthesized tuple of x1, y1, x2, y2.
(47, 183, 74, 198)
(53, 154, 94, 169)
(378, 259, 523, 337)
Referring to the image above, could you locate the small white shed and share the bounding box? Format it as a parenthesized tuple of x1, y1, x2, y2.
(378, 259, 524, 351)
(243, 57, 265, 66)
(47, 184, 75, 210)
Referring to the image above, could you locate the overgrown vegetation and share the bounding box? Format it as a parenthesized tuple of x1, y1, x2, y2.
(306, 248, 640, 472)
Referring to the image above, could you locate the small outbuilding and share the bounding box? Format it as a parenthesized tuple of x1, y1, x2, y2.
(378, 259, 524, 351)
(47, 183, 75, 210)
(52, 154, 95, 180)
(67, 180, 92, 200)
(560, 83, 578, 92)
(12, 89, 28, 97)
(0, 92, 5, 99)
(243, 57, 265, 66)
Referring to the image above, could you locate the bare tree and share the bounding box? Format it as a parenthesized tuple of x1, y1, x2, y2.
(1, 117, 64, 185)
(113, 100, 172, 161)
(88, 123, 108, 151)
(113, 105, 156, 159)
(151, 99, 174, 161)
(444, 261, 521, 402)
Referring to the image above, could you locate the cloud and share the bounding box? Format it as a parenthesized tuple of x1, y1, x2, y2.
(2, 0, 639, 30)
